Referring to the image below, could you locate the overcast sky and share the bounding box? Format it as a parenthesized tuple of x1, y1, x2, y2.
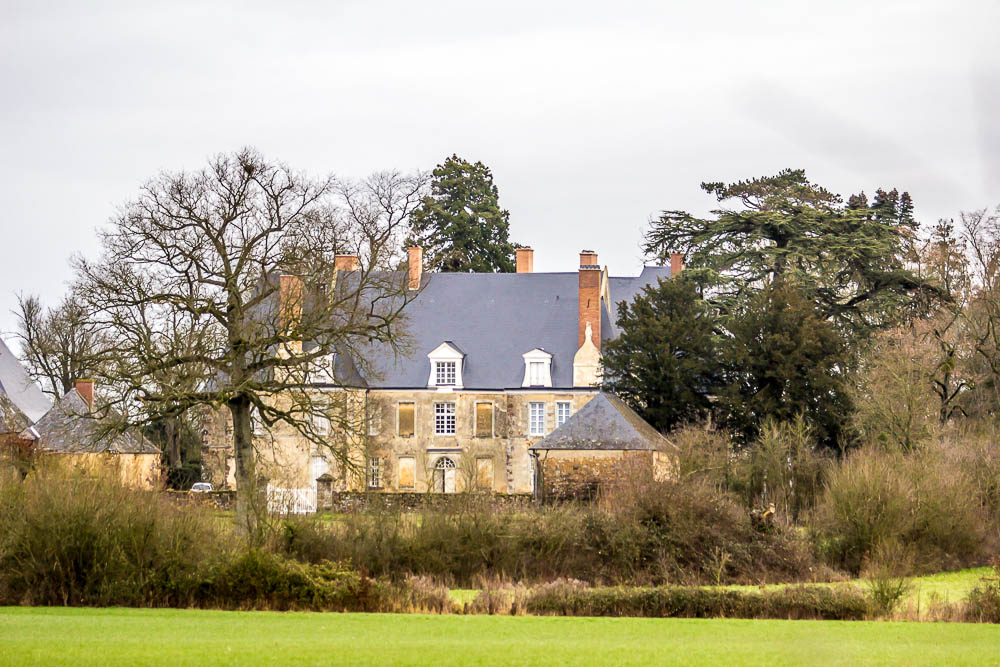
(1, 0, 997, 340)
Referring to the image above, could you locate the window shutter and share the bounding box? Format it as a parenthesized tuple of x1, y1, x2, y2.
(476, 403, 493, 437)
(398, 402, 414, 437)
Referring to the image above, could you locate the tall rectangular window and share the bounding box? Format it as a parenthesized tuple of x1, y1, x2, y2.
(476, 457, 494, 490)
(529, 402, 546, 436)
(367, 402, 381, 436)
(475, 402, 493, 437)
(398, 456, 415, 489)
(528, 361, 545, 386)
(312, 414, 331, 436)
(435, 361, 456, 386)
(556, 401, 571, 427)
(367, 457, 383, 489)
(397, 402, 415, 437)
(435, 402, 456, 435)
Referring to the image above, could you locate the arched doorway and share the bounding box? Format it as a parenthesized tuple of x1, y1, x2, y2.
(432, 456, 457, 493)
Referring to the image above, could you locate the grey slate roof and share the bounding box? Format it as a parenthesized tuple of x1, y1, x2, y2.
(28, 389, 159, 455)
(359, 266, 670, 389)
(0, 337, 51, 426)
(529, 392, 674, 451)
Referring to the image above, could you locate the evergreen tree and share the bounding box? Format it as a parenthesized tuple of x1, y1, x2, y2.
(720, 281, 852, 449)
(643, 169, 942, 341)
(408, 155, 520, 272)
(601, 276, 723, 432)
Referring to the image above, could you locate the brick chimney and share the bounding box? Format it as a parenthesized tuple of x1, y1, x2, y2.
(408, 246, 423, 290)
(75, 379, 94, 411)
(334, 254, 359, 271)
(516, 247, 534, 273)
(278, 274, 303, 333)
(578, 250, 601, 350)
(670, 252, 684, 276)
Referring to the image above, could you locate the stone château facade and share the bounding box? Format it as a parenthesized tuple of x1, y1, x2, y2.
(201, 247, 678, 511)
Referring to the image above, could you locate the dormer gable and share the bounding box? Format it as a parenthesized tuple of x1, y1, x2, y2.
(427, 341, 465, 390)
(521, 348, 553, 388)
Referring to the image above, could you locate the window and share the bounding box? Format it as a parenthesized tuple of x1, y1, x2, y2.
(433, 456, 457, 493)
(397, 456, 415, 489)
(427, 342, 465, 388)
(476, 457, 494, 490)
(312, 414, 331, 436)
(367, 457, 383, 489)
(556, 401, 572, 427)
(367, 403, 381, 436)
(521, 349, 553, 387)
(434, 402, 456, 435)
(475, 402, 493, 437)
(529, 402, 546, 436)
(435, 361, 456, 386)
(397, 402, 415, 437)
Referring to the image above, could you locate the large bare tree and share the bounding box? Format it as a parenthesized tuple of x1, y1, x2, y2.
(14, 293, 106, 400)
(75, 149, 426, 534)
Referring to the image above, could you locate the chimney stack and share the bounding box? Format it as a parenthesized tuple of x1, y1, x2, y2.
(278, 274, 303, 334)
(334, 254, 359, 271)
(75, 379, 94, 411)
(516, 247, 534, 273)
(670, 252, 684, 276)
(408, 246, 423, 290)
(578, 250, 601, 351)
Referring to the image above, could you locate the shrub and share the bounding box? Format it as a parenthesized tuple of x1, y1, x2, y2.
(863, 539, 914, 616)
(524, 584, 869, 620)
(278, 477, 822, 587)
(964, 555, 1000, 623)
(0, 464, 221, 606)
(814, 446, 986, 574)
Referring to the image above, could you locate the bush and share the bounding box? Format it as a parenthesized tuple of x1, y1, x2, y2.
(0, 464, 220, 606)
(964, 556, 1000, 623)
(814, 446, 986, 574)
(524, 584, 869, 620)
(863, 539, 914, 616)
(278, 477, 822, 587)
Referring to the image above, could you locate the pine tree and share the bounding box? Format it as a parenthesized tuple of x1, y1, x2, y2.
(601, 276, 723, 432)
(408, 155, 520, 272)
(642, 169, 942, 341)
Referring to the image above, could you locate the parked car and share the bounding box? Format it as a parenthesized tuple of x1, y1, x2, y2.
(190, 482, 213, 493)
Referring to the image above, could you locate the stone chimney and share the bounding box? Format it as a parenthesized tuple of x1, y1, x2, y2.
(75, 379, 94, 411)
(516, 247, 534, 273)
(578, 250, 601, 351)
(278, 274, 303, 333)
(408, 246, 423, 290)
(334, 254, 359, 271)
(670, 252, 684, 276)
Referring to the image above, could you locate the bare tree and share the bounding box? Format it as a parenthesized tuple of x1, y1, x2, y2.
(14, 293, 106, 400)
(74, 149, 426, 535)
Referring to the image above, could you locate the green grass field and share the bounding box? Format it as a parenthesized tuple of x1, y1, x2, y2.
(2, 607, 999, 666)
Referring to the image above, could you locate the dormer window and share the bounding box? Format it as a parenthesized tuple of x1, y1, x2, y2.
(427, 341, 465, 389)
(435, 361, 456, 386)
(522, 349, 553, 388)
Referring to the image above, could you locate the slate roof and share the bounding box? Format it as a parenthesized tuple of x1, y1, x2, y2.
(0, 338, 51, 426)
(529, 392, 674, 451)
(358, 266, 671, 389)
(28, 389, 159, 455)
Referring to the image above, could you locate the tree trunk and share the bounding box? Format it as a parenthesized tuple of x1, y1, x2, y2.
(228, 396, 263, 542)
(165, 418, 181, 469)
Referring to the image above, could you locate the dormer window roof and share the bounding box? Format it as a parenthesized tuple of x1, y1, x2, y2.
(522, 348, 553, 388)
(427, 341, 465, 390)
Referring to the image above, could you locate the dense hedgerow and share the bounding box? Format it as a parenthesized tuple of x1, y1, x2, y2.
(279, 477, 822, 587)
(523, 582, 870, 620)
(0, 466, 450, 612)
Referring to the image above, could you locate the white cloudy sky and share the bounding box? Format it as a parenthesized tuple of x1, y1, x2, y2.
(1, 0, 997, 338)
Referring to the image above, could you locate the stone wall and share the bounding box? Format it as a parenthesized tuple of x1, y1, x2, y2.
(538, 449, 662, 501)
(322, 490, 534, 513)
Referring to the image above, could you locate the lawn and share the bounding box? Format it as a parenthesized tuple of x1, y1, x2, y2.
(2, 607, 999, 666)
